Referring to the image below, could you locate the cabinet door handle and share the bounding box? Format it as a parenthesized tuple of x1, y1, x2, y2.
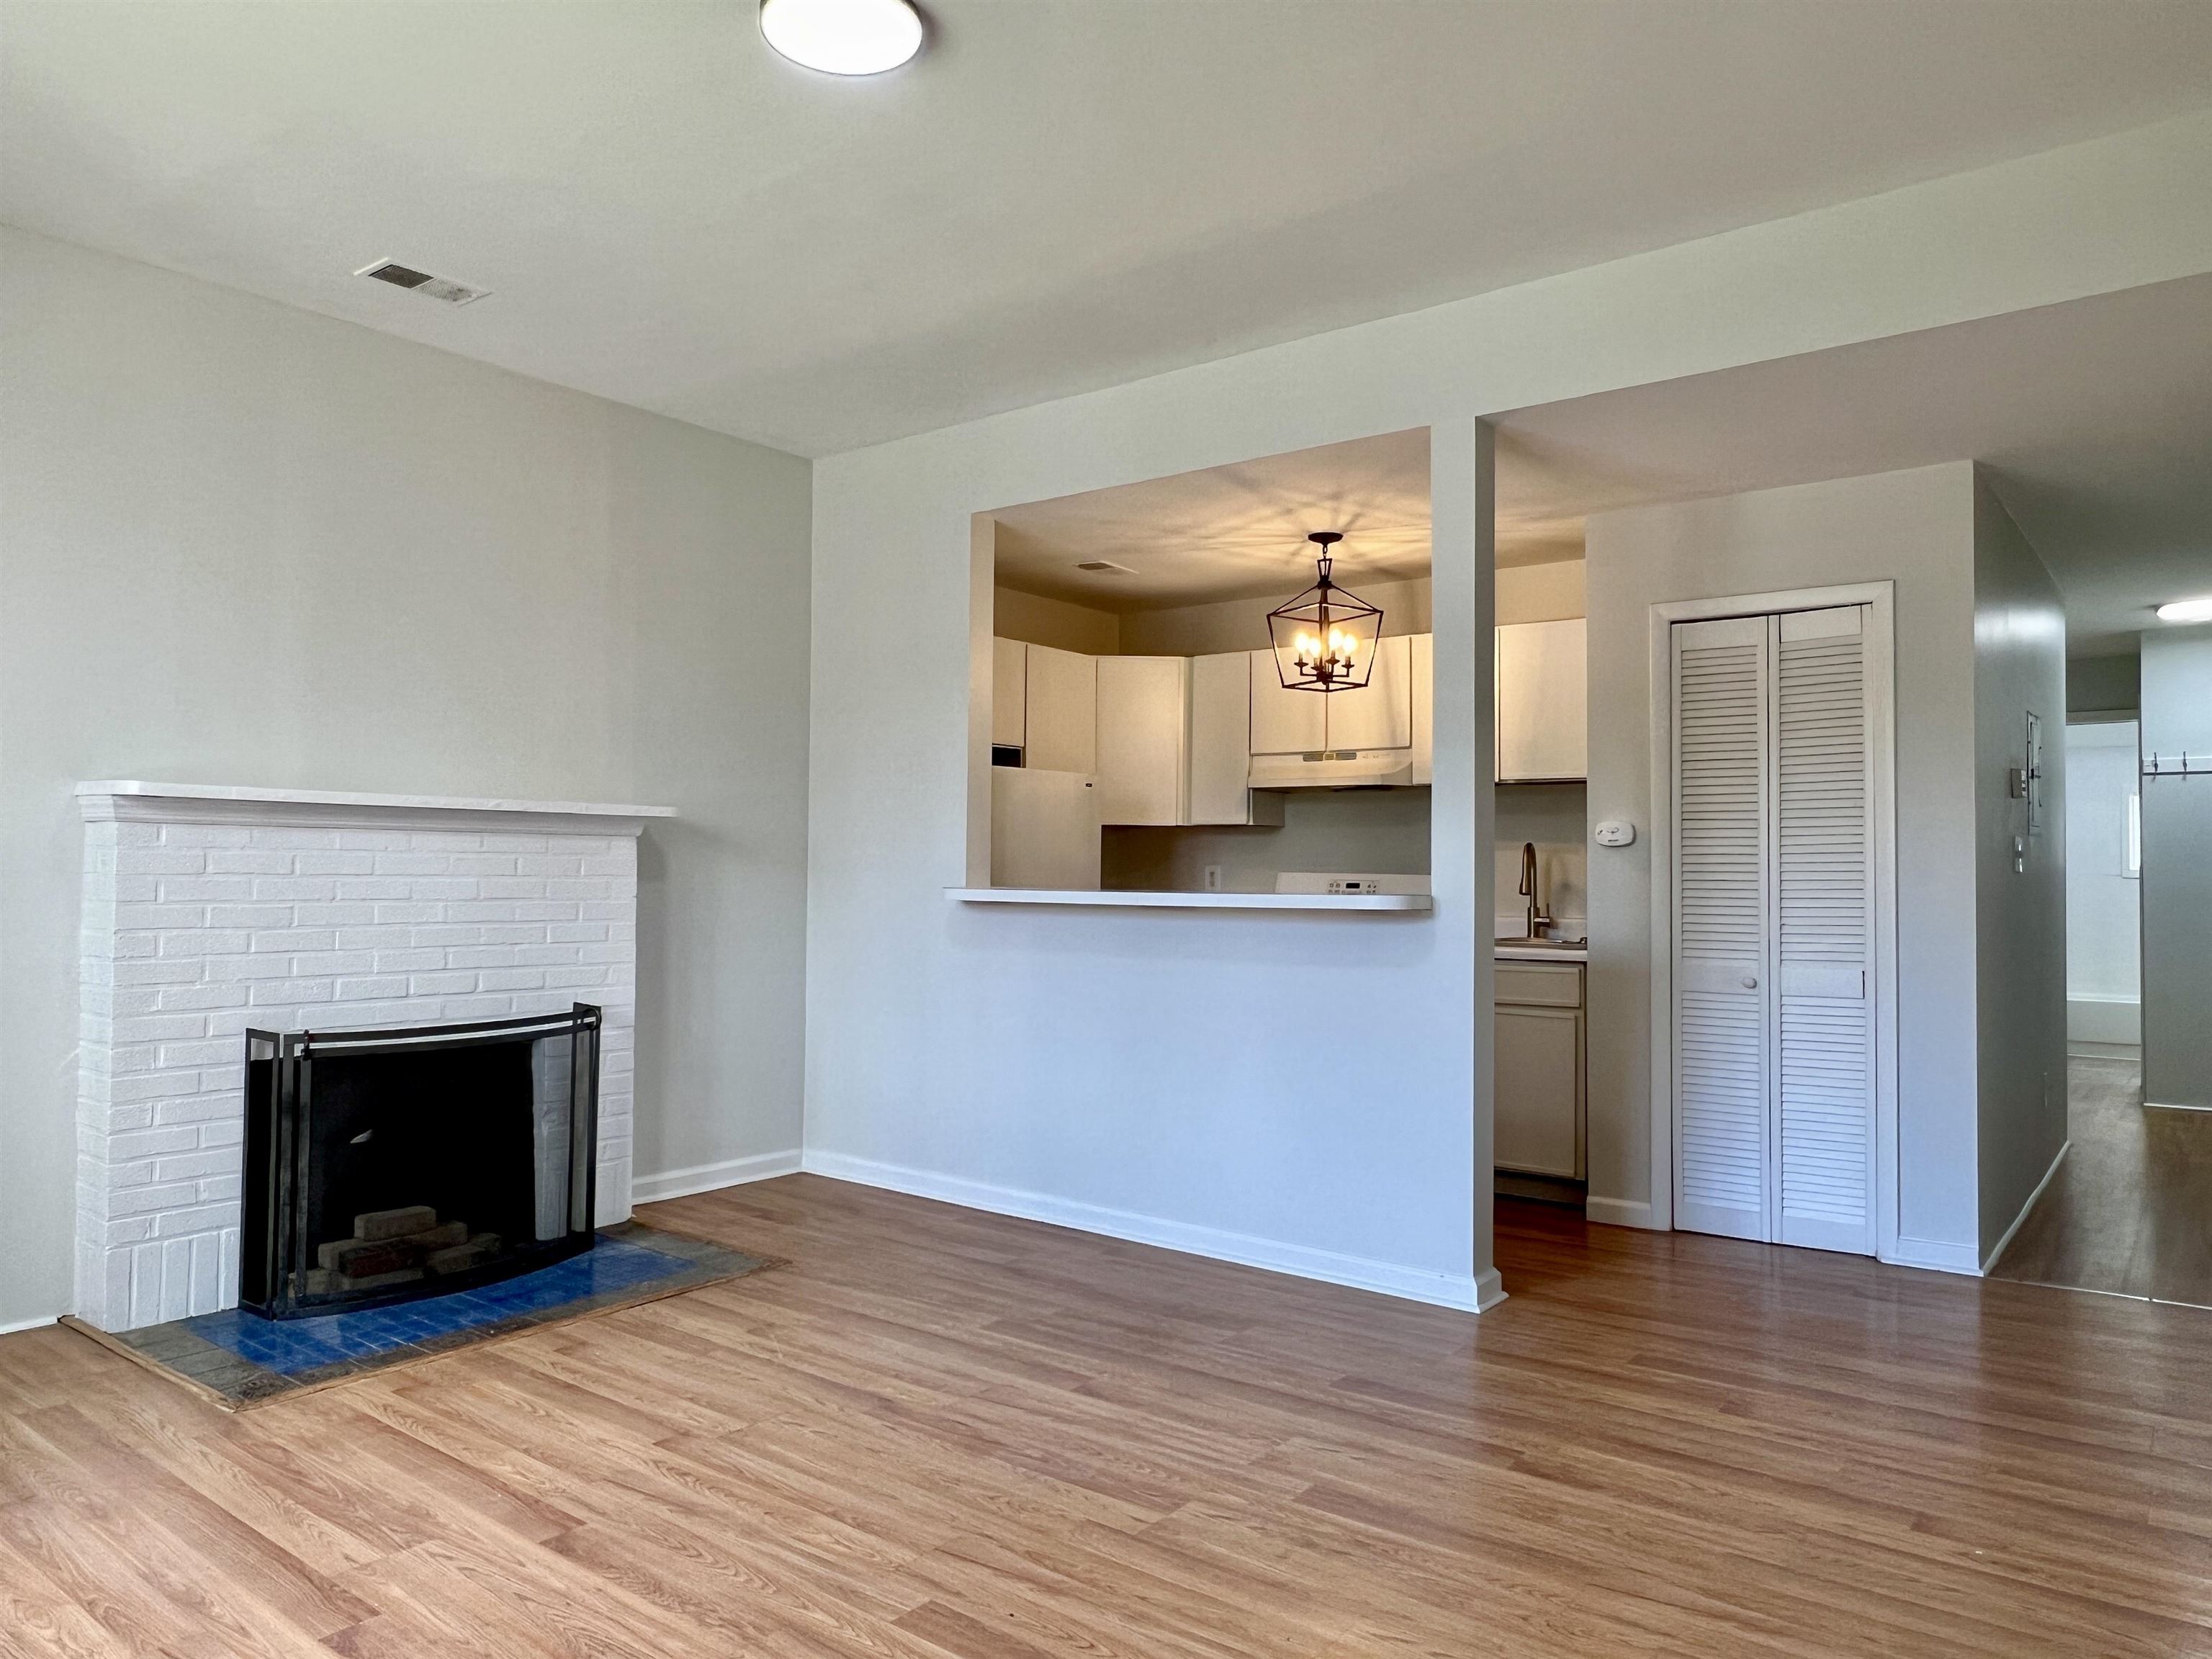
(1740, 975, 1758, 989)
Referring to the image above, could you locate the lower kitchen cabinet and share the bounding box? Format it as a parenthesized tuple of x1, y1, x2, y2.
(1495, 961, 1585, 1179)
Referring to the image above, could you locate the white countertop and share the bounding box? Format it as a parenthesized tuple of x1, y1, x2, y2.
(949, 887, 1432, 912)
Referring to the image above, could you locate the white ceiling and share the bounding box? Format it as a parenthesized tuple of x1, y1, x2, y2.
(6, 1, 2211, 457)
(1491, 274, 2212, 658)
(994, 276, 2212, 649)
(993, 431, 1433, 613)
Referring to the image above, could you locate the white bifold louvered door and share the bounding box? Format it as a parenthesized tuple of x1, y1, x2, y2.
(1671, 606, 1876, 1255)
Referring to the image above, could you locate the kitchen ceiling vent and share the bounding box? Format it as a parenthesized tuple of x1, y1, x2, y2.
(1075, 559, 1136, 575)
(354, 260, 491, 306)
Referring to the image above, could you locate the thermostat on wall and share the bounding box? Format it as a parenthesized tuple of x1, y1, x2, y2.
(1594, 819, 1636, 848)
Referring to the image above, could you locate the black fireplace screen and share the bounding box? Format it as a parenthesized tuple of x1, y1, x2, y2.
(240, 1005, 601, 1318)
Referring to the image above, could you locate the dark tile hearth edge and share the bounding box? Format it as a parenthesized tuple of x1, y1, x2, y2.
(65, 1222, 773, 1411)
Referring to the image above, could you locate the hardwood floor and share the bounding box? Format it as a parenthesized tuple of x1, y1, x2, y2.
(5, 1174, 2212, 1658)
(1990, 1056, 2212, 1308)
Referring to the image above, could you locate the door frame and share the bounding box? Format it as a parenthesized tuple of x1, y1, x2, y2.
(1646, 581, 1899, 1261)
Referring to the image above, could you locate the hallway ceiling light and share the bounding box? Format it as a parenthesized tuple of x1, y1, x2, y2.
(760, 0, 922, 75)
(2155, 595, 2212, 623)
(1265, 532, 1384, 695)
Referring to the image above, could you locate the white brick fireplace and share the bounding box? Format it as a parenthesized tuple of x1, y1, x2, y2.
(74, 782, 671, 1331)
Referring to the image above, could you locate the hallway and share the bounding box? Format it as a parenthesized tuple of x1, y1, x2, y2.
(1989, 1057, 2212, 1307)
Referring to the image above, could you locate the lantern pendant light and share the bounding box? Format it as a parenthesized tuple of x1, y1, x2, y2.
(1265, 531, 1384, 694)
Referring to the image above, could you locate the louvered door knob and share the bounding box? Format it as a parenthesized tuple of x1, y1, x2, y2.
(1740, 976, 1758, 989)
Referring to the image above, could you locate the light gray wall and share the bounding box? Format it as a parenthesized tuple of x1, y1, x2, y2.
(1971, 474, 2069, 1260)
(0, 228, 814, 1328)
(992, 585, 1119, 655)
(1583, 464, 1982, 1254)
(2139, 622, 2212, 1109)
(2067, 652, 2141, 716)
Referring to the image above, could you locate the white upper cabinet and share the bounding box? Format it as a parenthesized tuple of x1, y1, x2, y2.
(1024, 643, 1097, 774)
(1248, 651, 1328, 755)
(1095, 656, 1189, 824)
(991, 637, 1028, 750)
(1324, 634, 1413, 752)
(1186, 652, 1282, 825)
(1496, 618, 1586, 782)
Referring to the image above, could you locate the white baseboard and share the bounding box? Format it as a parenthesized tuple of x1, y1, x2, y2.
(2147, 1100, 2212, 1113)
(1584, 1196, 1658, 1230)
(801, 1150, 1488, 1313)
(2069, 1040, 2141, 1060)
(1982, 1139, 2069, 1274)
(0, 1312, 60, 1337)
(1884, 1235, 1982, 1276)
(2067, 994, 2140, 1048)
(631, 1148, 803, 1205)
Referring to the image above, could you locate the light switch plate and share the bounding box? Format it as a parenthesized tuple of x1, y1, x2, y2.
(1594, 819, 1636, 848)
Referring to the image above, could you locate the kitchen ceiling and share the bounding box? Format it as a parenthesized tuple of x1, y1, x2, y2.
(5, 1, 2211, 458)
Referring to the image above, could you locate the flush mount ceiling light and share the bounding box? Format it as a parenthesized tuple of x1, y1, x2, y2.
(760, 0, 922, 75)
(1265, 532, 1383, 695)
(2156, 595, 2212, 624)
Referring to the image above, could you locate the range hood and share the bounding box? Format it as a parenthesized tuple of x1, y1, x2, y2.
(1248, 747, 1416, 789)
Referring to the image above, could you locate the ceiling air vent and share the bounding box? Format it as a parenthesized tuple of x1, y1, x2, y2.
(354, 259, 490, 306)
(1075, 560, 1136, 575)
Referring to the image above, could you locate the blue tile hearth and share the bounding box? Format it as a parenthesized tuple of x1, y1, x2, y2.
(91, 1223, 769, 1408)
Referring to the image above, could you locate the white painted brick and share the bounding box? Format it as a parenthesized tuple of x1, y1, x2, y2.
(251, 978, 337, 1007)
(333, 925, 415, 950)
(203, 849, 296, 876)
(511, 943, 584, 967)
(158, 929, 252, 957)
(199, 1119, 245, 1149)
(477, 876, 549, 900)
(245, 828, 343, 852)
(547, 922, 611, 944)
(414, 830, 487, 850)
(370, 852, 455, 876)
(191, 1235, 222, 1316)
(157, 982, 249, 1012)
(410, 924, 485, 947)
(296, 901, 381, 926)
(258, 876, 337, 902)
(372, 902, 446, 924)
(437, 994, 518, 1020)
(108, 1179, 204, 1218)
(337, 830, 414, 851)
(248, 927, 337, 952)
(407, 971, 479, 995)
(154, 1148, 240, 1183)
(293, 851, 377, 876)
(156, 824, 255, 848)
(158, 1037, 242, 1069)
(204, 954, 304, 983)
(288, 950, 378, 977)
(513, 853, 583, 877)
(477, 833, 550, 853)
(196, 1173, 242, 1203)
(159, 875, 256, 902)
(444, 899, 522, 922)
(333, 877, 417, 901)
(114, 1012, 210, 1045)
(208, 903, 297, 928)
(543, 966, 612, 991)
(372, 948, 445, 973)
(116, 901, 212, 929)
(153, 1201, 238, 1238)
(477, 968, 548, 992)
(152, 1094, 237, 1125)
(333, 975, 411, 1002)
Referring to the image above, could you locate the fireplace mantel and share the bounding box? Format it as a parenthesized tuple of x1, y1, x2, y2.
(74, 781, 657, 1330)
(78, 781, 675, 834)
